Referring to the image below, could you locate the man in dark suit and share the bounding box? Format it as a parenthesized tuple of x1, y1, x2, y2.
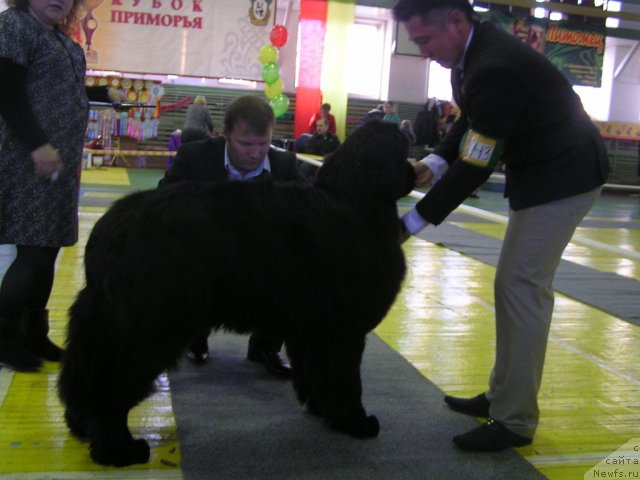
(160, 95, 301, 378)
(393, 0, 608, 451)
(306, 118, 341, 157)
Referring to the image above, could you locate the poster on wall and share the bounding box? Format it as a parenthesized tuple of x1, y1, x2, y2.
(395, 10, 605, 88)
(79, 0, 276, 80)
(541, 20, 605, 87)
(483, 11, 605, 87)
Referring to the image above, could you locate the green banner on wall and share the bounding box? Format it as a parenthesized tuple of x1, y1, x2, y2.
(483, 11, 605, 87)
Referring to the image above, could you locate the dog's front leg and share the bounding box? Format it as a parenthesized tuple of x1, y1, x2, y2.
(88, 409, 151, 467)
(306, 335, 379, 439)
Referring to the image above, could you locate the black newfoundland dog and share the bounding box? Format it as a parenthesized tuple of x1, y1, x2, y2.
(58, 121, 416, 466)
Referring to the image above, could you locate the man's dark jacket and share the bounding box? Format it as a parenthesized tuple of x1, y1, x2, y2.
(418, 21, 609, 225)
(306, 133, 341, 156)
(160, 135, 300, 185)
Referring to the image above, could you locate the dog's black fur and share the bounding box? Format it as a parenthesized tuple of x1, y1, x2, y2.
(58, 121, 416, 466)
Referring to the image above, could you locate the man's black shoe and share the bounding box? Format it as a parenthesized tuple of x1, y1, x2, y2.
(453, 419, 532, 451)
(247, 348, 291, 378)
(444, 393, 490, 417)
(186, 335, 209, 365)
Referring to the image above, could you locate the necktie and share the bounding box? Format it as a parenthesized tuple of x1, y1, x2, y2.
(451, 66, 463, 105)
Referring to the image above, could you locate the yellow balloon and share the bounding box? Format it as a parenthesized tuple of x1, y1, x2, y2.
(264, 78, 283, 99)
(258, 44, 278, 65)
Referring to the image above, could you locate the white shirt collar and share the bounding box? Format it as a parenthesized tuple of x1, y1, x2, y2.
(455, 25, 475, 73)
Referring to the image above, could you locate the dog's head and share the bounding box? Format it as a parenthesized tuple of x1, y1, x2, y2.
(314, 120, 416, 204)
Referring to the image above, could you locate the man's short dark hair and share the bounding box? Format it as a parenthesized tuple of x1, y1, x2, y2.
(224, 95, 275, 135)
(393, 0, 476, 23)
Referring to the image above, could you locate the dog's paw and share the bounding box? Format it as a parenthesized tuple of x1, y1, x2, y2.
(358, 415, 380, 438)
(64, 409, 90, 440)
(90, 438, 151, 467)
(363, 415, 380, 437)
(333, 414, 380, 439)
(304, 399, 321, 417)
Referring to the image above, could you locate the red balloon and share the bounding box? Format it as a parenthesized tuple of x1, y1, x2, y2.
(270, 25, 288, 48)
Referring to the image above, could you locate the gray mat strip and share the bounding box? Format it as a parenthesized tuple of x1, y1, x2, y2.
(419, 223, 640, 325)
(169, 332, 545, 480)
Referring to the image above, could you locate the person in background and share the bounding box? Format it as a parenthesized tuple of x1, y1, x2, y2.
(306, 118, 341, 156)
(181, 95, 214, 143)
(0, 0, 123, 371)
(400, 119, 417, 146)
(300, 118, 341, 183)
(382, 101, 401, 124)
(393, 0, 608, 451)
(160, 95, 301, 378)
(308, 102, 337, 135)
(358, 104, 385, 127)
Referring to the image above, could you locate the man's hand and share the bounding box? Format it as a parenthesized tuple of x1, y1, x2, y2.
(31, 144, 62, 181)
(414, 162, 435, 188)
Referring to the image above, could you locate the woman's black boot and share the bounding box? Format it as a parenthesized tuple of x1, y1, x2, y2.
(25, 309, 64, 362)
(0, 314, 42, 371)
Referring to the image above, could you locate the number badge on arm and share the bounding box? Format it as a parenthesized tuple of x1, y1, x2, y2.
(459, 130, 504, 170)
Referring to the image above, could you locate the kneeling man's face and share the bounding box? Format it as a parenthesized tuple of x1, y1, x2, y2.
(226, 120, 273, 174)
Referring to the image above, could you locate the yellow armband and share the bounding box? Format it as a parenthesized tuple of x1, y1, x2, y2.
(459, 129, 504, 169)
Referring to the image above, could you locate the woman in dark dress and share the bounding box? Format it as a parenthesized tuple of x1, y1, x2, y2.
(0, 0, 116, 371)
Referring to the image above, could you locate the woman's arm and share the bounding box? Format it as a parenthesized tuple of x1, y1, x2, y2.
(0, 57, 48, 151)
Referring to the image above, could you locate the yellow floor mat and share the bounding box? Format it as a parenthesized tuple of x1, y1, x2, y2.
(81, 168, 131, 186)
(376, 232, 640, 480)
(0, 210, 181, 479)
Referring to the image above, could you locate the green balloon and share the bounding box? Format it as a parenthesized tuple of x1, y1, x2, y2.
(258, 44, 278, 65)
(270, 94, 289, 118)
(261, 62, 280, 85)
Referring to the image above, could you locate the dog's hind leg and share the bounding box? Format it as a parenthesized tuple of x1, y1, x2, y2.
(88, 408, 150, 467)
(59, 286, 157, 466)
(306, 334, 379, 439)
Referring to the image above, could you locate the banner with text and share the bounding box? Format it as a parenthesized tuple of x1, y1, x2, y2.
(82, 0, 276, 80)
(484, 11, 605, 87)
